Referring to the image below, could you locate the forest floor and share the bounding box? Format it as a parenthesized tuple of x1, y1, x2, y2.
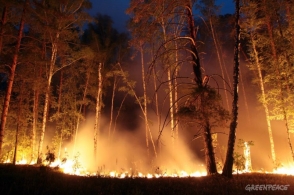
(0, 164, 294, 195)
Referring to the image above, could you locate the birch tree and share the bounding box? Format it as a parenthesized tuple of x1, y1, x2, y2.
(30, 0, 91, 161)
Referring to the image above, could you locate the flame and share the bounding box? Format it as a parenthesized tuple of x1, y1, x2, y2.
(273, 164, 294, 175)
(3, 156, 294, 177)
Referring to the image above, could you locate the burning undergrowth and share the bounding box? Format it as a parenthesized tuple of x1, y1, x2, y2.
(39, 117, 207, 178)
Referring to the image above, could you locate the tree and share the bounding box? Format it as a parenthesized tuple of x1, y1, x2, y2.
(222, 0, 241, 178)
(30, 0, 91, 161)
(82, 14, 132, 160)
(0, 0, 28, 157)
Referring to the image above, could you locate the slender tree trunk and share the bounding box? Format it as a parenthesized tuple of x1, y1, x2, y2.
(73, 70, 90, 156)
(140, 45, 150, 156)
(57, 70, 63, 159)
(209, 17, 230, 110)
(0, 0, 27, 156)
(108, 76, 117, 139)
(186, 5, 217, 175)
(151, 46, 161, 151)
(118, 62, 157, 158)
(174, 40, 179, 144)
(253, 33, 276, 164)
(13, 84, 24, 165)
(112, 93, 128, 138)
(161, 19, 175, 146)
(239, 65, 251, 123)
(37, 35, 59, 161)
(94, 62, 103, 161)
(222, 0, 240, 178)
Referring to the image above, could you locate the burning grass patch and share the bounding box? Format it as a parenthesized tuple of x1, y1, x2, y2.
(0, 164, 294, 194)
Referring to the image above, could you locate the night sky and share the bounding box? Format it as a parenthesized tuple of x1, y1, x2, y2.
(89, 0, 235, 32)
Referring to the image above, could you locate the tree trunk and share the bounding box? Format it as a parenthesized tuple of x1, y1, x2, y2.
(174, 40, 179, 145)
(151, 46, 161, 151)
(0, 0, 27, 156)
(274, 6, 294, 162)
(56, 70, 63, 160)
(37, 36, 58, 161)
(140, 45, 150, 156)
(73, 70, 90, 156)
(94, 62, 103, 161)
(203, 120, 218, 174)
(209, 16, 230, 110)
(186, 5, 217, 175)
(118, 62, 157, 158)
(108, 76, 117, 139)
(13, 84, 24, 165)
(222, 0, 240, 178)
(160, 18, 176, 147)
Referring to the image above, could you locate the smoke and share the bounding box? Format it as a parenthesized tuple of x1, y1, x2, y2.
(62, 114, 205, 174)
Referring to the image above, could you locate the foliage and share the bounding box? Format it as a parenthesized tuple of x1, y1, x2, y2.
(177, 86, 230, 127)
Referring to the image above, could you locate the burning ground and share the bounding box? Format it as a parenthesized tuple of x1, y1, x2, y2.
(1, 164, 294, 195)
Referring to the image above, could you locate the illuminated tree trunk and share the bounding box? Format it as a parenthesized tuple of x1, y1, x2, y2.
(209, 16, 230, 110)
(118, 63, 157, 158)
(186, 5, 217, 175)
(32, 84, 39, 162)
(252, 35, 276, 163)
(274, 5, 294, 162)
(140, 45, 150, 155)
(31, 41, 45, 163)
(108, 76, 117, 139)
(239, 66, 251, 123)
(222, 0, 240, 178)
(56, 70, 63, 160)
(73, 70, 90, 156)
(0, 5, 7, 54)
(94, 62, 103, 160)
(0, 0, 27, 156)
(37, 36, 59, 161)
(174, 40, 179, 144)
(13, 83, 24, 165)
(160, 18, 175, 147)
(151, 46, 161, 150)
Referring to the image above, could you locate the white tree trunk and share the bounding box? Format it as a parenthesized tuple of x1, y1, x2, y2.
(94, 62, 103, 161)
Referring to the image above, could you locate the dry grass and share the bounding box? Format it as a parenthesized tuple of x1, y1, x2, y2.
(0, 164, 293, 195)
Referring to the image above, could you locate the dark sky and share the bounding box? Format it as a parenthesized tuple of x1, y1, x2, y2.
(89, 0, 235, 32)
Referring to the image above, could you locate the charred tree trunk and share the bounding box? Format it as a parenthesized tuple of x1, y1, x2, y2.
(0, 0, 27, 156)
(203, 120, 217, 173)
(222, 0, 240, 178)
(186, 5, 217, 175)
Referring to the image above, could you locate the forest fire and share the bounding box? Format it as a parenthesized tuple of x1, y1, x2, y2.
(7, 157, 294, 178)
